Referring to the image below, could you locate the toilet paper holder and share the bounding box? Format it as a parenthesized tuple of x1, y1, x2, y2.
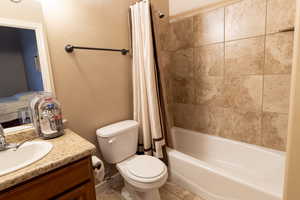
(92, 156, 105, 183)
(92, 156, 102, 169)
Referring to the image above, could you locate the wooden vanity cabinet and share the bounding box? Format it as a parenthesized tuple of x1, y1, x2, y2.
(0, 157, 96, 200)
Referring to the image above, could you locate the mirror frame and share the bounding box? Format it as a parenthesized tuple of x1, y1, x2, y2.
(0, 17, 55, 133)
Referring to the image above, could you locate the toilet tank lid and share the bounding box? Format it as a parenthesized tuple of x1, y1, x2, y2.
(96, 120, 139, 137)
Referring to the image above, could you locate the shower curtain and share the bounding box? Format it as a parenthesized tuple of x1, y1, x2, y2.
(130, 0, 167, 161)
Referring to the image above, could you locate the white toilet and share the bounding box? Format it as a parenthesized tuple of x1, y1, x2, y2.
(96, 120, 168, 200)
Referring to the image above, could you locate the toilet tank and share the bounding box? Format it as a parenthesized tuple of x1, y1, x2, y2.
(96, 120, 139, 164)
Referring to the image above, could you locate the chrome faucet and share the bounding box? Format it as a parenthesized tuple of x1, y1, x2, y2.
(0, 124, 33, 151)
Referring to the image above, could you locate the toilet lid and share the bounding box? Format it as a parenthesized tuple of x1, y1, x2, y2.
(126, 155, 166, 179)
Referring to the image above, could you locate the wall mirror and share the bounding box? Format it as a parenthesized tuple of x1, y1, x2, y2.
(0, 17, 54, 133)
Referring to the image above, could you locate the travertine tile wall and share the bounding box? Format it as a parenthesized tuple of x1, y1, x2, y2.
(160, 0, 296, 151)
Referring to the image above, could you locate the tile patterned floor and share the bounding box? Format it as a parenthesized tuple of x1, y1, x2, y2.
(96, 181, 204, 200)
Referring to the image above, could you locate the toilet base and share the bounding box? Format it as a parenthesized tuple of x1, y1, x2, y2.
(121, 181, 161, 200)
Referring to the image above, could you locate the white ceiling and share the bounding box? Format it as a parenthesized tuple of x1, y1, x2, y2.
(169, 0, 226, 16)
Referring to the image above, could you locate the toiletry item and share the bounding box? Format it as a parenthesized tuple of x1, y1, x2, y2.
(30, 93, 64, 139)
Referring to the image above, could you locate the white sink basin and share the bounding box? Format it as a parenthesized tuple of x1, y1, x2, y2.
(0, 141, 53, 176)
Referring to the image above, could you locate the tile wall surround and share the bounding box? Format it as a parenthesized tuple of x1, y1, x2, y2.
(161, 0, 296, 151)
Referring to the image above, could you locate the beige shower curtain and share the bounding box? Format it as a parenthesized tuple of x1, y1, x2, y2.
(130, 0, 167, 160)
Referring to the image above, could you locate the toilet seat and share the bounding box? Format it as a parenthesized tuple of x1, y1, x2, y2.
(117, 155, 168, 184)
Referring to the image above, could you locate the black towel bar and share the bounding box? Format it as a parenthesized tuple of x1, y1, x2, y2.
(65, 44, 129, 55)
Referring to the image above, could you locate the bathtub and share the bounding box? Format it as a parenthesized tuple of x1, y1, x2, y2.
(167, 127, 285, 200)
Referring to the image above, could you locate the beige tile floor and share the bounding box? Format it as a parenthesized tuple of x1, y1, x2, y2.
(96, 181, 204, 200)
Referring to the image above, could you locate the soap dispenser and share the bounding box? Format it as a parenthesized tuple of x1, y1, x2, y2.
(30, 93, 64, 139)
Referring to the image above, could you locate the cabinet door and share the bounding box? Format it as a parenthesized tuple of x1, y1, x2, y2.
(0, 158, 94, 200)
(54, 182, 96, 200)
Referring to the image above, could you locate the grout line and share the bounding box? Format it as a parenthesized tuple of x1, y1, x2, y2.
(225, 34, 266, 43)
(191, 15, 198, 107)
(168, 23, 286, 54)
(169, 0, 242, 23)
(261, 0, 268, 146)
(264, 111, 290, 115)
(223, 6, 226, 78)
(220, 6, 226, 138)
(166, 31, 286, 53)
(192, 41, 224, 52)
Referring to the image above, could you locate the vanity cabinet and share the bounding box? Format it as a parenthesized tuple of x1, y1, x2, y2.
(0, 157, 96, 200)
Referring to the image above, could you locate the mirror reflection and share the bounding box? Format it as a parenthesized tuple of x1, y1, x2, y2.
(0, 26, 43, 129)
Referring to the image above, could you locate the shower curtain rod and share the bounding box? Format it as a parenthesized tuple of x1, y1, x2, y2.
(65, 44, 130, 55)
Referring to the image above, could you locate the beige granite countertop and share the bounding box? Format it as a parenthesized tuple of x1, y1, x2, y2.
(0, 129, 96, 191)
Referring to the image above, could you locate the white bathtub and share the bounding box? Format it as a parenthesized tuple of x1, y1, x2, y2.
(167, 127, 285, 200)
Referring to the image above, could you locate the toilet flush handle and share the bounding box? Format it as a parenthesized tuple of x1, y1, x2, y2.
(108, 137, 116, 144)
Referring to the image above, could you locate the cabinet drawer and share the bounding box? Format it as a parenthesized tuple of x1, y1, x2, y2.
(53, 182, 95, 200)
(0, 157, 94, 200)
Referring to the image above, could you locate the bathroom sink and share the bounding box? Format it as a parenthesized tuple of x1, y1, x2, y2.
(0, 141, 53, 176)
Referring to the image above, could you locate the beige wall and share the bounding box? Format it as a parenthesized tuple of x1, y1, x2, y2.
(163, 0, 296, 151)
(0, 0, 43, 23)
(41, 0, 133, 150)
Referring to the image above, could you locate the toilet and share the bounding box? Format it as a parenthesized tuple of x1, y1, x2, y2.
(96, 120, 168, 200)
